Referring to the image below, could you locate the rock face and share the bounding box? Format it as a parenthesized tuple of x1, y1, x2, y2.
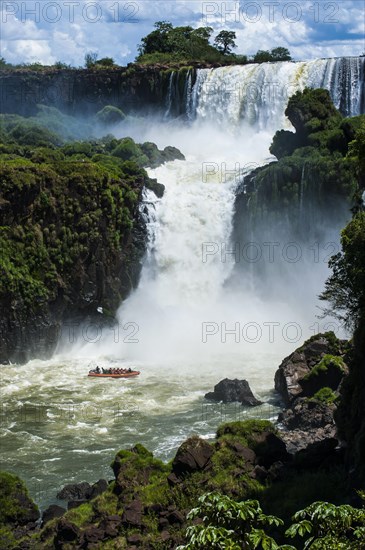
(274, 333, 348, 406)
(0, 66, 196, 118)
(278, 398, 337, 454)
(274, 332, 350, 463)
(205, 379, 262, 407)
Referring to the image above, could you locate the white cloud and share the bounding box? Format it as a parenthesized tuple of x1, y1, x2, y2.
(0, 0, 363, 65)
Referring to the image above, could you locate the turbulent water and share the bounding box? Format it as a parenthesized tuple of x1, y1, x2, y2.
(1, 56, 364, 510)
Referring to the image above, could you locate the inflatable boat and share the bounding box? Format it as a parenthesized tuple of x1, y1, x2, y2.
(88, 370, 140, 378)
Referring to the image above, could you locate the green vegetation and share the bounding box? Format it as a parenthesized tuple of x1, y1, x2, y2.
(311, 387, 338, 405)
(136, 21, 290, 66)
(0, 472, 39, 527)
(0, 110, 182, 336)
(179, 492, 365, 549)
(96, 105, 126, 126)
(303, 354, 346, 380)
(253, 47, 292, 63)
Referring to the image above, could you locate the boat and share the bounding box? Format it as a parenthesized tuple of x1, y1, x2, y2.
(88, 370, 140, 378)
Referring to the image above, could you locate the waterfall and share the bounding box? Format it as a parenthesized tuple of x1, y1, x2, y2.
(188, 57, 365, 128)
(92, 56, 364, 361)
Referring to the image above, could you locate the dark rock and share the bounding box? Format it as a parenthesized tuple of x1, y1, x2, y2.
(145, 178, 165, 198)
(231, 443, 256, 466)
(158, 517, 169, 531)
(167, 472, 181, 487)
(274, 333, 347, 406)
(87, 479, 108, 500)
(81, 525, 105, 544)
(268, 461, 287, 481)
(122, 499, 142, 527)
(294, 437, 338, 468)
(251, 465, 269, 481)
(278, 398, 335, 431)
(250, 431, 290, 468)
(41, 504, 66, 526)
(166, 510, 185, 525)
(145, 503, 164, 515)
(205, 378, 262, 406)
(54, 519, 80, 547)
(99, 515, 122, 538)
(160, 530, 171, 541)
(127, 533, 143, 544)
(57, 481, 91, 501)
(172, 436, 214, 477)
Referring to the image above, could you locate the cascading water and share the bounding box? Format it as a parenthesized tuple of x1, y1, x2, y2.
(1, 56, 364, 509)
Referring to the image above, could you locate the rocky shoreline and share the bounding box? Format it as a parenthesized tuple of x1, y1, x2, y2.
(0, 331, 355, 549)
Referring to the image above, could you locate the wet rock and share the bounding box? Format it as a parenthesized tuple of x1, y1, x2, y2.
(205, 378, 262, 406)
(172, 436, 214, 477)
(41, 504, 66, 526)
(167, 472, 181, 487)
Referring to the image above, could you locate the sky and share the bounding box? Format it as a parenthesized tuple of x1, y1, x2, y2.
(0, 0, 364, 65)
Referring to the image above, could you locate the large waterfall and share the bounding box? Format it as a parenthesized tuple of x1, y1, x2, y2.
(2, 57, 364, 508)
(80, 55, 365, 365)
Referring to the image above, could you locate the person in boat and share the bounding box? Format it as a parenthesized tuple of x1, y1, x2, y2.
(96, 366, 101, 374)
(128, 368, 132, 373)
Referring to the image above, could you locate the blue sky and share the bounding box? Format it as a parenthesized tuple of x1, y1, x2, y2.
(1, 1, 364, 65)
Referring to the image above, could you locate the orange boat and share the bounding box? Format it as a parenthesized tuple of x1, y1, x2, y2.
(88, 370, 140, 378)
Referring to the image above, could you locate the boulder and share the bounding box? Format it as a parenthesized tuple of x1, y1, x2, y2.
(172, 436, 214, 477)
(122, 499, 143, 528)
(205, 378, 262, 406)
(56, 481, 91, 501)
(41, 504, 66, 526)
(274, 333, 348, 406)
(250, 431, 290, 468)
(54, 519, 80, 548)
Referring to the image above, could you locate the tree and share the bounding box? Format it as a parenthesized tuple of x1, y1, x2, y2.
(320, 211, 365, 328)
(214, 30, 237, 55)
(84, 52, 98, 68)
(253, 50, 273, 63)
(270, 47, 292, 61)
(253, 47, 292, 63)
(96, 57, 115, 67)
(137, 21, 173, 56)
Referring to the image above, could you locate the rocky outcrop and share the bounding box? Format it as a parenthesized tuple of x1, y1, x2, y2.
(274, 333, 348, 406)
(274, 332, 350, 466)
(172, 436, 214, 477)
(205, 378, 262, 406)
(278, 398, 337, 455)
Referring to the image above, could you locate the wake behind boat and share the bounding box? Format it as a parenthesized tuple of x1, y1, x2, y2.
(88, 367, 140, 378)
